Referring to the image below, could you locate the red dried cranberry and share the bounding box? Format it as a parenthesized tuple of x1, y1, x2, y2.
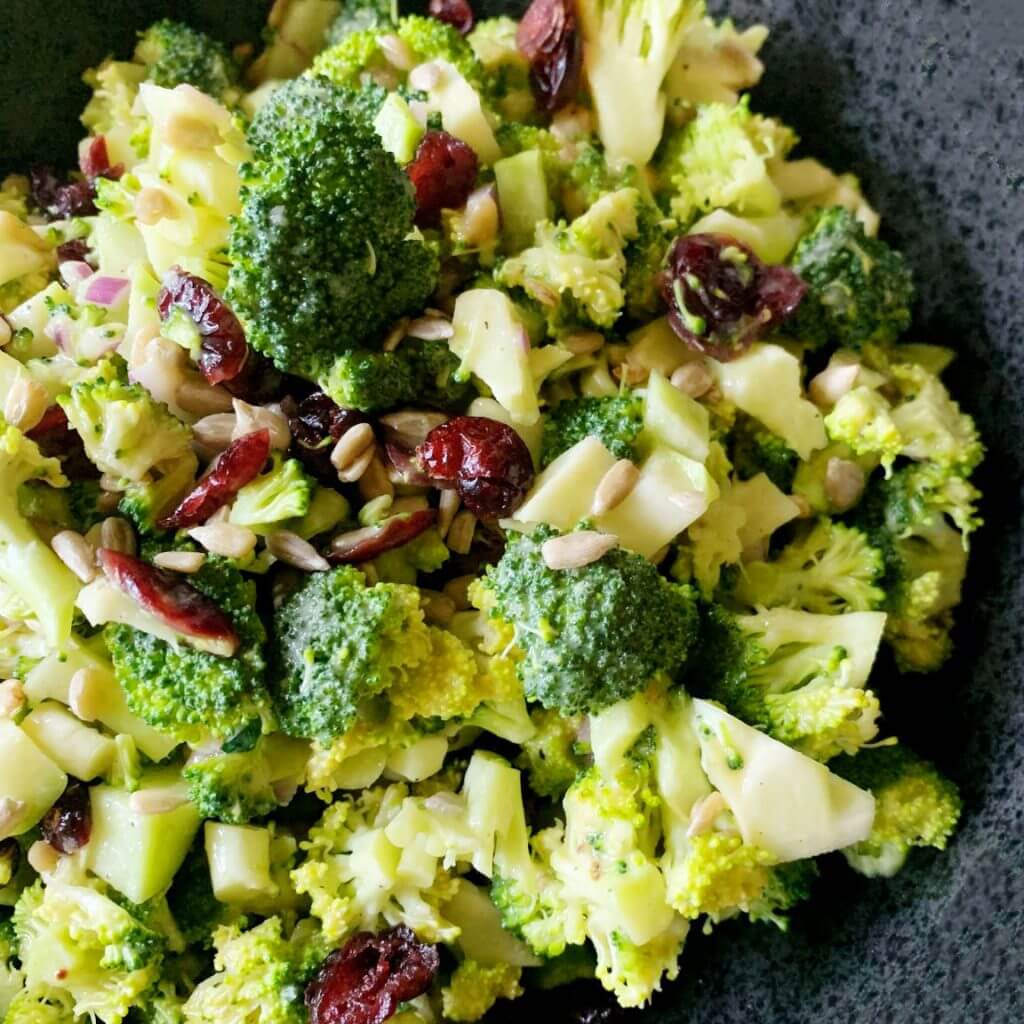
(305, 925, 440, 1024)
(659, 234, 808, 361)
(158, 429, 270, 530)
(157, 267, 282, 399)
(56, 238, 92, 265)
(40, 782, 91, 854)
(99, 549, 241, 657)
(328, 509, 437, 564)
(79, 136, 120, 179)
(416, 416, 534, 518)
(26, 405, 96, 481)
(288, 393, 366, 482)
(428, 0, 475, 34)
(407, 131, 479, 228)
(517, 0, 582, 113)
(29, 145, 122, 220)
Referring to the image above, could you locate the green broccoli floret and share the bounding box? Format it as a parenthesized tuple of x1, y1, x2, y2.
(117, 457, 198, 536)
(789, 206, 915, 349)
(125, 975, 187, 1024)
(477, 527, 698, 715)
(104, 556, 271, 745)
(134, 19, 241, 106)
(497, 189, 640, 335)
(1, 914, 24, 1019)
(271, 565, 434, 741)
(832, 746, 961, 878)
(181, 918, 307, 1024)
(165, 843, 229, 948)
(227, 76, 438, 386)
(228, 455, 313, 534)
(730, 415, 798, 492)
(58, 361, 193, 484)
(441, 960, 522, 1022)
(13, 880, 165, 1024)
(183, 734, 309, 824)
(321, 341, 474, 413)
(540, 392, 644, 467)
(68, 479, 107, 533)
(0, 424, 79, 648)
(468, 17, 535, 121)
(729, 520, 886, 614)
(823, 385, 903, 472)
(372, 527, 450, 585)
(326, 0, 397, 45)
(515, 708, 588, 798)
(313, 15, 484, 92)
(690, 605, 886, 761)
(3, 989, 75, 1023)
(854, 463, 979, 672)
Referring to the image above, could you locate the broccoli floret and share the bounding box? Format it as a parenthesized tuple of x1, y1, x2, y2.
(372, 527, 450, 585)
(228, 455, 313, 534)
(326, 0, 397, 45)
(117, 456, 198, 536)
(321, 341, 474, 413)
(14, 880, 165, 1024)
(540, 392, 644, 467)
(1, 914, 24, 1019)
(468, 17, 535, 121)
(183, 734, 310, 824)
(832, 746, 961, 878)
(3, 989, 76, 1023)
(165, 842, 228, 948)
(691, 605, 886, 761)
(227, 76, 438, 385)
(576, 0, 704, 168)
(854, 463, 979, 672)
(730, 415, 797, 491)
(789, 206, 915, 349)
(441, 960, 523, 1022)
(0, 424, 78, 648)
(104, 556, 271, 745)
(134, 19, 241, 106)
(655, 100, 793, 224)
(729, 520, 886, 614)
(477, 528, 698, 715)
(515, 708, 588, 798)
(823, 385, 903, 472)
(58, 361, 193, 483)
(497, 190, 640, 335)
(181, 918, 307, 1024)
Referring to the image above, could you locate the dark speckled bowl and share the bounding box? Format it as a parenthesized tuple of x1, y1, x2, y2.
(2, 0, 1022, 1019)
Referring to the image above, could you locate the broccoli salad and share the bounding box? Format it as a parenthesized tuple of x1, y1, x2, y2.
(0, 0, 980, 1021)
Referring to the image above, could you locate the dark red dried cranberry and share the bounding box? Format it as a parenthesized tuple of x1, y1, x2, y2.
(416, 416, 534, 518)
(517, 0, 582, 113)
(26, 405, 96, 481)
(158, 429, 271, 529)
(288, 393, 366, 482)
(157, 267, 282, 399)
(40, 782, 91, 854)
(428, 0, 475, 34)
(327, 509, 437, 564)
(305, 925, 440, 1024)
(407, 131, 479, 228)
(29, 144, 122, 220)
(659, 234, 808, 361)
(56, 238, 92, 265)
(99, 549, 241, 656)
(79, 136, 121, 180)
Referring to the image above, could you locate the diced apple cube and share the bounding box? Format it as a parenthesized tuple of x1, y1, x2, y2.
(0, 720, 67, 839)
(205, 823, 275, 905)
(20, 702, 116, 781)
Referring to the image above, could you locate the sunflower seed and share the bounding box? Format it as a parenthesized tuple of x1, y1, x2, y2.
(100, 517, 136, 556)
(153, 551, 206, 573)
(68, 667, 102, 722)
(541, 530, 618, 570)
(134, 186, 173, 225)
(192, 412, 237, 453)
(670, 362, 714, 399)
(331, 423, 375, 473)
(266, 530, 330, 572)
(446, 510, 477, 555)
(129, 787, 188, 816)
(379, 33, 415, 71)
(3, 375, 48, 431)
(176, 377, 235, 416)
(824, 457, 866, 512)
(591, 459, 640, 515)
(379, 409, 448, 448)
(188, 523, 258, 560)
(232, 399, 291, 450)
(437, 489, 460, 540)
(51, 530, 97, 582)
(27, 839, 59, 874)
(562, 330, 605, 356)
(0, 679, 25, 719)
(406, 316, 454, 341)
(358, 454, 395, 500)
(809, 361, 860, 407)
(687, 791, 727, 838)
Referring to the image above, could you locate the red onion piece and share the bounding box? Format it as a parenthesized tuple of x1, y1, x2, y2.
(83, 275, 130, 307)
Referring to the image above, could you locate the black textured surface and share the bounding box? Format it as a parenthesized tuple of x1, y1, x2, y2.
(1, 0, 1023, 1020)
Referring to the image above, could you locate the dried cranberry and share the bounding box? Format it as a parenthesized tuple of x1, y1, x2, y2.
(99, 549, 241, 657)
(56, 238, 92, 265)
(407, 131, 479, 228)
(517, 0, 582, 113)
(428, 0, 475, 34)
(416, 416, 534, 518)
(157, 267, 281, 399)
(328, 509, 437, 564)
(26, 405, 96, 481)
(305, 925, 440, 1024)
(158, 429, 271, 529)
(40, 782, 91, 854)
(29, 144, 122, 220)
(288, 392, 366, 482)
(659, 234, 808, 361)
(79, 136, 120, 180)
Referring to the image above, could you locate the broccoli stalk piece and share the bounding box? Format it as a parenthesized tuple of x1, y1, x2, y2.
(832, 746, 962, 878)
(540, 391, 644, 467)
(228, 455, 313, 534)
(789, 206, 915, 349)
(576, 0, 704, 168)
(497, 189, 641, 335)
(729, 519, 886, 614)
(103, 556, 271, 745)
(134, 19, 241, 106)
(0, 424, 79, 648)
(691, 605, 888, 761)
(477, 527, 699, 715)
(13, 880, 165, 1024)
(227, 77, 438, 387)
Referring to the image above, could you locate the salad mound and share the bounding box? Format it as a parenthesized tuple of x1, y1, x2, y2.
(0, 1, 980, 1022)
